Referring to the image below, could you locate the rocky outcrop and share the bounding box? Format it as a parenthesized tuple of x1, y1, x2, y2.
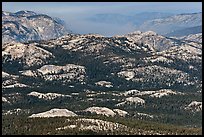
(56, 118, 130, 134)
(124, 31, 181, 51)
(113, 109, 128, 117)
(29, 108, 77, 118)
(129, 89, 185, 98)
(2, 10, 69, 43)
(95, 81, 113, 88)
(116, 97, 145, 107)
(84, 107, 116, 117)
(185, 101, 202, 112)
(27, 91, 71, 100)
(2, 97, 10, 104)
(37, 64, 86, 83)
(2, 42, 54, 69)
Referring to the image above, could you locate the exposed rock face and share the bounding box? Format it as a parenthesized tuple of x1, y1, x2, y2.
(29, 108, 77, 118)
(136, 112, 154, 119)
(2, 71, 18, 79)
(2, 71, 30, 89)
(2, 10, 69, 43)
(56, 118, 130, 134)
(116, 97, 145, 107)
(55, 117, 168, 135)
(3, 108, 23, 115)
(27, 91, 71, 100)
(37, 64, 86, 83)
(95, 81, 113, 88)
(122, 89, 184, 98)
(83, 107, 128, 117)
(185, 101, 202, 112)
(149, 89, 182, 98)
(117, 71, 135, 81)
(19, 70, 37, 77)
(124, 31, 181, 51)
(132, 89, 185, 98)
(122, 90, 140, 96)
(118, 65, 192, 88)
(113, 109, 128, 117)
(125, 97, 145, 105)
(84, 107, 116, 117)
(57, 33, 156, 55)
(2, 97, 10, 104)
(2, 42, 54, 69)
(3, 83, 30, 89)
(74, 118, 129, 132)
(117, 39, 201, 89)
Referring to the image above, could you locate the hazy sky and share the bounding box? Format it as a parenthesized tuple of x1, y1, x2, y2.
(2, 2, 202, 36)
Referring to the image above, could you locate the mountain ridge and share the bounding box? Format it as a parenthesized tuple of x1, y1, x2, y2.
(2, 10, 70, 44)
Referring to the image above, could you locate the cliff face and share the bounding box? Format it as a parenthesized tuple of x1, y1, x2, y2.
(2, 10, 69, 44)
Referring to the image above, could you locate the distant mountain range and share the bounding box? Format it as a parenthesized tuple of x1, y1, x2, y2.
(2, 10, 70, 44)
(88, 12, 174, 26)
(139, 12, 202, 36)
(2, 11, 202, 44)
(88, 12, 202, 37)
(165, 26, 202, 37)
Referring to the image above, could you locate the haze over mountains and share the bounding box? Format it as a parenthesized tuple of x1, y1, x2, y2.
(2, 10, 202, 135)
(2, 11, 202, 43)
(88, 12, 174, 26)
(88, 12, 202, 37)
(138, 12, 202, 36)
